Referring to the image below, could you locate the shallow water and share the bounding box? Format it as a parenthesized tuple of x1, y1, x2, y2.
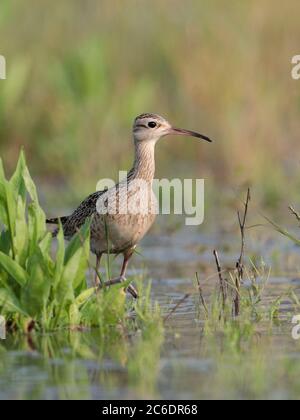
(1, 227, 300, 400)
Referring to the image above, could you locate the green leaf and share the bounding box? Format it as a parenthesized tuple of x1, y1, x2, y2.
(22, 164, 40, 204)
(0, 288, 28, 316)
(64, 221, 90, 289)
(64, 219, 90, 263)
(21, 250, 51, 318)
(28, 202, 46, 255)
(39, 232, 54, 272)
(69, 302, 80, 326)
(0, 182, 8, 226)
(0, 229, 11, 255)
(4, 179, 17, 254)
(75, 287, 96, 307)
(9, 150, 26, 202)
(0, 251, 29, 287)
(55, 223, 90, 310)
(14, 195, 28, 265)
(53, 224, 65, 288)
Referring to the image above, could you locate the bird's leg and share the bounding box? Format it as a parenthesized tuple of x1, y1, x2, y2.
(119, 250, 138, 299)
(120, 249, 134, 278)
(98, 250, 138, 298)
(94, 253, 103, 286)
(105, 250, 138, 298)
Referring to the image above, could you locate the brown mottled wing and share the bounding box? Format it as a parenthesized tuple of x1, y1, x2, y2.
(58, 190, 106, 238)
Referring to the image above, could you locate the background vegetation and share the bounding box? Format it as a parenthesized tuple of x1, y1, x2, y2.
(1, 1, 300, 401)
(1, 0, 300, 216)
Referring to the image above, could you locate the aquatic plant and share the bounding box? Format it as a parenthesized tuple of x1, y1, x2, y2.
(0, 151, 162, 335)
(195, 190, 299, 337)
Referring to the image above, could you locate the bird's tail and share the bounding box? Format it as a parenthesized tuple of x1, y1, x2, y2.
(46, 216, 69, 225)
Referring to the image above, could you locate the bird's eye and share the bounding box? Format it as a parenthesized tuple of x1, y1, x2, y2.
(148, 121, 157, 128)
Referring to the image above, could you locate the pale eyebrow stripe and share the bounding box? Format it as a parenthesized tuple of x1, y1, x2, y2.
(135, 124, 148, 129)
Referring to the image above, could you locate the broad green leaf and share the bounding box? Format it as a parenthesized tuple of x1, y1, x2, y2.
(4, 180, 17, 248)
(39, 232, 54, 273)
(63, 246, 87, 291)
(0, 288, 28, 316)
(53, 224, 65, 288)
(28, 203, 46, 255)
(69, 302, 81, 326)
(21, 251, 50, 318)
(0, 184, 8, 226)
(56, 260, 76, 306)
(64, 221, 90, 289)
(0, 229, 11, 255)
(75, 287, 96, 307)
(9, 150, 26, 202)
(56, 226, 90, 309)
(0, 158, 8, 225)
(23, 163, 46, 246)
(0, 251, 29, 287)
(22, 164, 40, 204)
(64, 219, 90, 263)
(14, 195, 28, 265)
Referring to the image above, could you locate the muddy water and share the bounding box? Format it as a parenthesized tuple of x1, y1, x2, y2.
(0, 227, 300, 400)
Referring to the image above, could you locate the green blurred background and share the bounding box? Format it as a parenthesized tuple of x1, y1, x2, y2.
(0, 0, 300, 216)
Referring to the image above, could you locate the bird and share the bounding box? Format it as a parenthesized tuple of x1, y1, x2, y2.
(47, 113, 212, 296)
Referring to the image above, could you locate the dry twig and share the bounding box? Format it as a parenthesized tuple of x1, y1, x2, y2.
(288, 205, 300, 225)
(213, 249, 227, 310)
(164, 294, 190, 323)
(195, 272, 209, 316)
(234, 188, 251, 316)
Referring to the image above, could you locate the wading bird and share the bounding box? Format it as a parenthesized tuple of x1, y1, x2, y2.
(47, 114, 212, 296)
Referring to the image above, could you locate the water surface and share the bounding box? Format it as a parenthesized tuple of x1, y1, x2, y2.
(1, 227, 300, 400)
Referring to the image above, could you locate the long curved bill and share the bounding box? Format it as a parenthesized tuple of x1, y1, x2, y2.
(170, 127, 212, 143)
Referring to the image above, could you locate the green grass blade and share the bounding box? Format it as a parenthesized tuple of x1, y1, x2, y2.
(264, 216, 300, 246)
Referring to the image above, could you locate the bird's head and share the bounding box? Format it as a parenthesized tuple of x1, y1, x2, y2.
(133, 113, 212, 144)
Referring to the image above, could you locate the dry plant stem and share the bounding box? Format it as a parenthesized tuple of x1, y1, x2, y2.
(234, 188, 251, 316)
(195, 272, 209, 316)
(213, 250, 227, 309)
(164, 294, 190, 323)
(288, 205, 300, 225)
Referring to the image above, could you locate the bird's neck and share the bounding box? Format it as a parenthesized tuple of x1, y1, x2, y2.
(129, 141, 156, 183)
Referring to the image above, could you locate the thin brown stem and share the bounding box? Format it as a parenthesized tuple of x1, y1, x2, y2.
(195, 272, 209, 317)
(289, 205, 300, 225)
(234, 188, 251, 316)
(213, 250, 227, 310)
(164, 294, 190, 323)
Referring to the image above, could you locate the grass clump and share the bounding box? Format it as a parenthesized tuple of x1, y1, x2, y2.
(195, 190, 300, 340)
(0, 151, 95, 331)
